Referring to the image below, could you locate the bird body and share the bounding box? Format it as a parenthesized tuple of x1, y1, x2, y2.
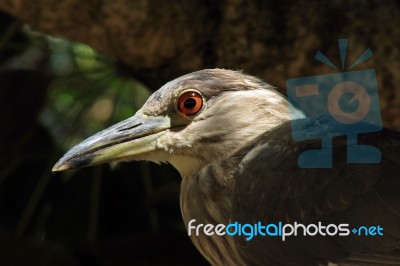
(53, 69, 400, 266)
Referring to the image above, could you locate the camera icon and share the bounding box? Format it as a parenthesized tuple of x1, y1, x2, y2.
(286, 69, 382, 168)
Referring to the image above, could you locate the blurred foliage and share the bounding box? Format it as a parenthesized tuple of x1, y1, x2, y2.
(40, 37, 151, 149)
(0, 12, 207, 266)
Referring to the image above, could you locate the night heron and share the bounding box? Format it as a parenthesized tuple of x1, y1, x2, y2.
(53, 69, 400, 265)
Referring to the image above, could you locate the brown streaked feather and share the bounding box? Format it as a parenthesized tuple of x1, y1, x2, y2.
(232, 120, 400, 265)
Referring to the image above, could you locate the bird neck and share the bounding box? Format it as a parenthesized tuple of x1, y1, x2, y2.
(176, 89, 295, 265)
(180, 156, 245, 265)
(180, 161, 235, 225)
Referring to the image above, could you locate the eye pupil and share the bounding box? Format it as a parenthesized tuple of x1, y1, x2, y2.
(184, 98, 197, 109)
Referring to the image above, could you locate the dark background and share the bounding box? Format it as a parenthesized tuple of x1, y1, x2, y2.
(0, 13, 207, 266)
(0, 1, 399, 265)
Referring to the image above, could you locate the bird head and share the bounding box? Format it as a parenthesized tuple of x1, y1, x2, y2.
(53, 69, 292, 177)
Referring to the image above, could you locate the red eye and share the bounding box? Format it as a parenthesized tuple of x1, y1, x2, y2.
(178, 91, 203, 116)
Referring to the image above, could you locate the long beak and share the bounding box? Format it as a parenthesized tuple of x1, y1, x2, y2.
(52, 113, 171, 172)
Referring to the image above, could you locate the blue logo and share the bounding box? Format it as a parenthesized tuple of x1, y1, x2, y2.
(286, 39, 382, 168)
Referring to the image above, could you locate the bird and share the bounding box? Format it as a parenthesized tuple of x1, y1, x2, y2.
(53, 69, 400, 266)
